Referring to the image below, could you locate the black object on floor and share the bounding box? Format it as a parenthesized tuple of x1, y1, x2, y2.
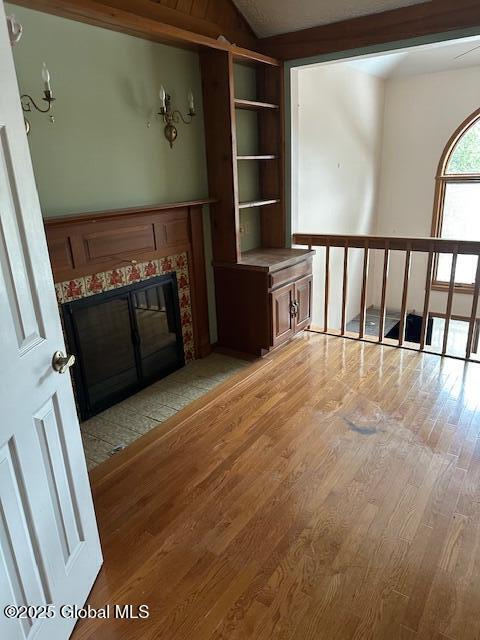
(386, 313, 433, 345)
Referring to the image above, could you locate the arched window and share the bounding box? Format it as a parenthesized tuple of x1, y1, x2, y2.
(432, 108, 480, 291)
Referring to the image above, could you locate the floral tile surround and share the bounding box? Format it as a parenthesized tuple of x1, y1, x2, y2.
(55, 252, 195, 362)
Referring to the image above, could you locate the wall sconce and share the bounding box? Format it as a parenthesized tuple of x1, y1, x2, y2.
(158, 86, 195, 148)
(21, 63, 55, 135)
(7, 14, 23, 47)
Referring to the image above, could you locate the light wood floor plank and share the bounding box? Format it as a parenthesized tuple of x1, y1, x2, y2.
(72, 334, 480, 640)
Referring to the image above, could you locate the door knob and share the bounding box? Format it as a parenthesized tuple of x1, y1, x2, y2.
(52, 351, 76, 374)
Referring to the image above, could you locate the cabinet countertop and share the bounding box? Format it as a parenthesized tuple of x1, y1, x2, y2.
(213, 248, 315, 273)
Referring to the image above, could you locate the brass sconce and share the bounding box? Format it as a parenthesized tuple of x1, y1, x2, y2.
(158, 86, 195, 148)
(21, 63, 55, 135)
(7, 14, 23, 47)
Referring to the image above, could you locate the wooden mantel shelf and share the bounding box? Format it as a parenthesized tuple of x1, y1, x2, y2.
(44, 198, 216, 227)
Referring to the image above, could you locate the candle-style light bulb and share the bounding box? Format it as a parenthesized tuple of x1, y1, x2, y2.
(188, 90, 194, 114)
(42, 62, 51, 93)
(159, 85, 166, 110)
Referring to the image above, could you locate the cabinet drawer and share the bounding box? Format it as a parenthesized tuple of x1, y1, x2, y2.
(269, 259, 312, 290)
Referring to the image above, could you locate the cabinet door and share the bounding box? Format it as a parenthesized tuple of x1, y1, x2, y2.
(270, 283, 295, 347)
(294, 275, 313, 333)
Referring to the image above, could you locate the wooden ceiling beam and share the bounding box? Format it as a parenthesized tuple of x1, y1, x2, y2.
(9, 0, 280, 64)
(10, 0, 258, 51)
(259, 0, 480, 61)
(102, 0, 256, 48)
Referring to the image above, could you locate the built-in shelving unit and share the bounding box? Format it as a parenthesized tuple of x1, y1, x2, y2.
(200, 48, 285, 263)
(199, 47, 309, 357)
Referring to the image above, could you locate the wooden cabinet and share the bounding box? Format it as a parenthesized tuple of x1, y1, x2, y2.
(270, 273, 313, 348)
(271, 283, 295, 347)
(214, 249, 314, 356)
(294, 274, 313, 332)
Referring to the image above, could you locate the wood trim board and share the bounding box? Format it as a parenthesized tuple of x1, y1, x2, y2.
(293, 233, 480, 255)
(260, 0, 480, 60)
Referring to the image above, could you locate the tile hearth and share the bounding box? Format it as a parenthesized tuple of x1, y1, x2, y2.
(81, 353, 247, 470)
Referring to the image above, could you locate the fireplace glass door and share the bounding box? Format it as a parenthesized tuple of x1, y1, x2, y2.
(62, 274, 184, 420)
(133, 284, 180, 379)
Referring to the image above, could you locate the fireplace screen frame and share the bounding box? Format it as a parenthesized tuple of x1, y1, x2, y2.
(62, 273, 185, 420)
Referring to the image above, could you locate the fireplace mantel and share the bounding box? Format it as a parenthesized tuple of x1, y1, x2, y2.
(44, 199, 214, 358)
(44, 199, 216, 227)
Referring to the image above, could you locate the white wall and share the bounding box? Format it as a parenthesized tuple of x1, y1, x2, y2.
(293, 64, 385, 328)
(372, 65, 480, 318)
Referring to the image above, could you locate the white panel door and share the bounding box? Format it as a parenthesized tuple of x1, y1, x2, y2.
(0, 5, 102, 639)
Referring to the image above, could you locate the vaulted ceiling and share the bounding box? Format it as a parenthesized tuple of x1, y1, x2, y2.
(232, 0, 429, 38)
(345, 35, 480, 79)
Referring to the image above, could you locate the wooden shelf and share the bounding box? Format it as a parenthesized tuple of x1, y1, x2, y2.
(238, 198, 280, 209)
(237, 155, 277, 161)
(234, 98, 279, 111)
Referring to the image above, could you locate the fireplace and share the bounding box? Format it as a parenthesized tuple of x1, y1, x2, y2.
(62, 273, 184, 420)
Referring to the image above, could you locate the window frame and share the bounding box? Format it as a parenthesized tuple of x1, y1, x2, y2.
(432, 107, 480, 294)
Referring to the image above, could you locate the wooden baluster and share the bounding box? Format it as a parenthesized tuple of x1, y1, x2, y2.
(474, 321, 480, 354)
(398, 244, 412, 347)
(324, 242, 330, 333)
(378, 243, 390, 342)
(442, 245, 458, 356)
(341, 241, 349, 335)
(466, 255, 480, 360)
(359, 241, 369, 339)
(420, 245, 434, 351)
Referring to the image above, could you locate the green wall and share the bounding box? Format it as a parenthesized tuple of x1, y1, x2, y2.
(6, 3, 209, 217)
(6, 4, 220, 341)
(5, 6, 268, 342)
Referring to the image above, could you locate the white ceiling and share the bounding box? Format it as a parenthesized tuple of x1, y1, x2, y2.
(232, 0, 427, 38)
(344, 36, 480, 79)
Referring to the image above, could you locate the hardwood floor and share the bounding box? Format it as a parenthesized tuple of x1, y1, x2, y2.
(74, 333, 480, 640)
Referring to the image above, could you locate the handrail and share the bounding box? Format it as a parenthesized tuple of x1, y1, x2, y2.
(293, 233, 480, 255)
(293, 232, 480, 362)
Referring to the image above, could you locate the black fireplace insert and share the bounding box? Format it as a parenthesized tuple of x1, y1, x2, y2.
(62, 273, 184, 420)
